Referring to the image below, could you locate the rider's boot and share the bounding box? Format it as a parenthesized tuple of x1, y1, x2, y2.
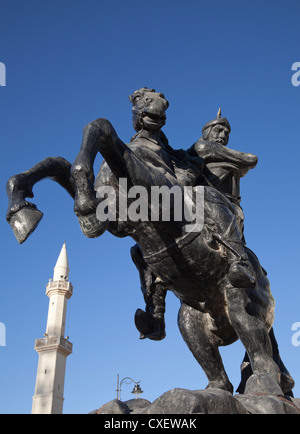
(213, 221, 257, 289)
(227, 259, 256, 288)
(211, 207, 257, 289)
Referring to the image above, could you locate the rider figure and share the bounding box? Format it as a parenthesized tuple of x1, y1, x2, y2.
(133, 110, 258, 341)
(188, 109, 257, 242)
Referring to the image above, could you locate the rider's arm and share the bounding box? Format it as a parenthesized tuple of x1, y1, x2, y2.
(193, 140, 258, 174)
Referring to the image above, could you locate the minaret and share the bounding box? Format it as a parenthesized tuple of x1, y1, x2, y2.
(32, 242, 73, 414)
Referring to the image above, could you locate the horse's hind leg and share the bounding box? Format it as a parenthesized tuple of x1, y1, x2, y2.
(269, 328, 295, 395)
(178, 303, 234, 393)
(225, 286, 282, 393)
(236, 328, 295, 395)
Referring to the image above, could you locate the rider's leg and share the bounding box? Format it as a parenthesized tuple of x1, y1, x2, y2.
(134, 281, 167, 341)
(205, 198, 256, 289)
(131, 244, 166, 340)
(178, 303, 234, 393)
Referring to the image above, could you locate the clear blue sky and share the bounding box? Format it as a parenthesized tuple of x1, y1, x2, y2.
(1, 0, 300, 414)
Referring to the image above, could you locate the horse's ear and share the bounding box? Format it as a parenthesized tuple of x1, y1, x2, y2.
(128, 94, 133, 103)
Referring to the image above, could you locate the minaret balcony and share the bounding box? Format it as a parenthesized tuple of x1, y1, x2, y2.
(34, 335, 73, 356)
(46, 280, 73, 299)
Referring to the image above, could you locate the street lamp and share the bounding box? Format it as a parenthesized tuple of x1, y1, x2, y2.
(116, 374, 143, 400)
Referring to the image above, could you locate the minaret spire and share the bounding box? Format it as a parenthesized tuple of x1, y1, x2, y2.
(32, 242, 73, 414)
(53, 241, 69, 281)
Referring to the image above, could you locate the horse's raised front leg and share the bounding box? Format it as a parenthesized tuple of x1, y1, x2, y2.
(178, 303, 234, 393)
(71, 118, 128, 238)
(6, 157, 74, 244)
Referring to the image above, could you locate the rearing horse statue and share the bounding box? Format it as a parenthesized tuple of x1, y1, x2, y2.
(6, 87, 294, 396)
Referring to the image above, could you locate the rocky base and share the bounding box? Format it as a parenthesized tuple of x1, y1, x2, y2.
(91, 388, 300, 415)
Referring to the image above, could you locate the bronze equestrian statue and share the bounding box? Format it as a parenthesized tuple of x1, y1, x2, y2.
(6, 87, 294, 396)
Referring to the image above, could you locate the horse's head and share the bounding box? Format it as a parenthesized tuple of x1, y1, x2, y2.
(129, 87, 169, 132)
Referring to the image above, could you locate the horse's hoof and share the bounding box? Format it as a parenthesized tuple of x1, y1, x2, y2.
(8, 207, 43, 244)
(77, 213, 108, 238)
(206, 381, 234, 394)
(134, 309, 166, 341)
(244, 373, 284, 396)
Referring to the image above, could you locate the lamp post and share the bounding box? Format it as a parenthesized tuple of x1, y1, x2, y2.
(116, 374, 143, 400)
